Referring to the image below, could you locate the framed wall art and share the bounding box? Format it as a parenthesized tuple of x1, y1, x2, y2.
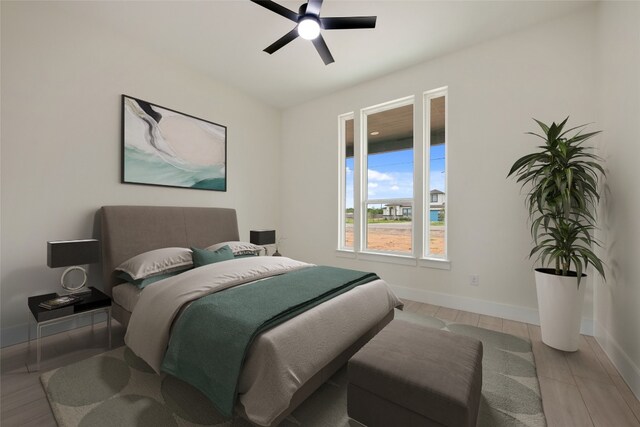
(121, 95, 227, 191)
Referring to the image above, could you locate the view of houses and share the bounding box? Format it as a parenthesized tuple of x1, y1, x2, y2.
(344, 190, 445, 255)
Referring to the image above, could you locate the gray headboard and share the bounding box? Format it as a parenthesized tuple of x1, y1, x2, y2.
(100, 205, 239, 296)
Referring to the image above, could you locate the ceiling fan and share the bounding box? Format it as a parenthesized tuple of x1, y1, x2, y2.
(249, 0, 377, 65)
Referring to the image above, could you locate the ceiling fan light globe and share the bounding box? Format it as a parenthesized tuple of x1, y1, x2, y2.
(298, 18, 320, 40)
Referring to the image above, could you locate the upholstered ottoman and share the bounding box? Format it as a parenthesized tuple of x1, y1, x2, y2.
(348, 319, 483, 427)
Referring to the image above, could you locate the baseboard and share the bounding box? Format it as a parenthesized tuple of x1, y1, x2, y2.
(390, 284, 594, 336)
(1, 312, 108, 349)
(594, 321, 640, 401)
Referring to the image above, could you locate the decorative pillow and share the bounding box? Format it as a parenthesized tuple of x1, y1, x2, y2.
(115, 247, 193, 281)
(192, 245, 234, 268)
(206, 241, 263, 257)
(117, 268, 189, 289)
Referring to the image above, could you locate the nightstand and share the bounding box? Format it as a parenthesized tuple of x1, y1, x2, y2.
(27, 286, 112, 371)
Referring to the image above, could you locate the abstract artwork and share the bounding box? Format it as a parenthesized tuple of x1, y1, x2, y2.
(122, 95, 227, 191)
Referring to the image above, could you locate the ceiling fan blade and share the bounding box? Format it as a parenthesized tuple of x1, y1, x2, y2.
(312, 34, 334, 65)
(264, 28, 299, 54)
(321, 16, 377, 30)
(250, 0, 298, 22)
(305, 0, 323, 16)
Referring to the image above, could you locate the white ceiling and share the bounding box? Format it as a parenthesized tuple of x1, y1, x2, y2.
(54, 1, 592, 109)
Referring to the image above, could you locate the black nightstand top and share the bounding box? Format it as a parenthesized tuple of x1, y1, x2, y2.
(28, 287, 111, 322)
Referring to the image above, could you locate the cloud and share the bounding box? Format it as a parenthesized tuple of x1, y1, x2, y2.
(346, 166, 352, 175)
(368, 182, 378, 188)
(368, 169, 393, 182)
(391, 185, 400, 191)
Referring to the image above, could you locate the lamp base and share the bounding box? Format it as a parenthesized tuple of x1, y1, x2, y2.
(61, 265, 88, 293)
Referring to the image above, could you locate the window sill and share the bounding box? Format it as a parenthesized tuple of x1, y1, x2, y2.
(419, 257, 451, 270)
(335, 250, 450, 269)
(358, 251, 417, 266)
(335, 249, 357, 259)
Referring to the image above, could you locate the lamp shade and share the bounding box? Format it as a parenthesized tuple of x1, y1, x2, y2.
(250, 230, 276, 246)
(47, 239, 100, 268)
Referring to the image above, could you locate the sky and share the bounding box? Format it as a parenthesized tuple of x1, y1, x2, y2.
(345, 144, 445, 209)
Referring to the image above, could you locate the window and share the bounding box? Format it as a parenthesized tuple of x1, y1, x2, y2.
(338, 88, 448, 264)
(363, 98, 414, 254)
(424, 89, 447, 259)
(339, 114, 354, 250)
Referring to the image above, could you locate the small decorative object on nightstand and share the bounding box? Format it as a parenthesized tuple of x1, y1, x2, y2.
(27, 286, 112, 371)
(47, 239, 100, 295)
(250, 229, 276, 256)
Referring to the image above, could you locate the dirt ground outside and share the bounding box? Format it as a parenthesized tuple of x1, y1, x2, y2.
(344, 223, 445, 255)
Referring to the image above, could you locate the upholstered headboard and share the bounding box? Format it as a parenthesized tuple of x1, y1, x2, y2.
(100, 205, 239, 296)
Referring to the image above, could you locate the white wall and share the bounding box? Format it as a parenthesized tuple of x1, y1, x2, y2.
(0, 2, 281, 346)
(595, 1, 640, 399)
(281, 7, 598, 327)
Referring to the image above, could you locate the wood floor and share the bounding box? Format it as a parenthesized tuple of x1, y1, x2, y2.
(1, 300, 639, 427)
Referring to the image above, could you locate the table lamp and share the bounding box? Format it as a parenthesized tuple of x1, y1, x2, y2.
(47, 239, 100, 295)
(250, 230, 276, 256)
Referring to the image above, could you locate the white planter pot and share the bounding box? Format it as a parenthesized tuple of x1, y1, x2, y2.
(534, 268, 586, 352)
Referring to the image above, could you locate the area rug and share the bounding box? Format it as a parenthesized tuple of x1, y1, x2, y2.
(41, 310, 546, 427)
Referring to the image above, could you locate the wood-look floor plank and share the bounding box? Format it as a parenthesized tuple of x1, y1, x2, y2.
(402, 299, 420, 313)
(454, 310, 480, 326)
(528, 324, 575, 385)
(575, 375, 640, 427)
(478, 314, 503, 332)
(0, 381, 46, 413)
(0, 395, 53, 427)
(434, 306, 459, 322)
(610, 374, 640, 424)
(0, 364, 40, 397)
(0, 342, 29, 374)
(538, 376, 594, 427)
(584, 335, 621, 378)
(502, 319, 529, 338)
(565, 336, 612, 385)
(415, 302, 439, 317)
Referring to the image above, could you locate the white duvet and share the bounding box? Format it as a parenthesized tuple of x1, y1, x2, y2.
(125, 256, 401, 426)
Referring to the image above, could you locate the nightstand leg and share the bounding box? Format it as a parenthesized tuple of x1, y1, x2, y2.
(27, 315, 31, 348)
(36, 323, 42, 372)
(107, 308, 112, 349)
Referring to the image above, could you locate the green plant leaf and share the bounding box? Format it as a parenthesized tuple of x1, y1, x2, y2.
(507, 118, 606, 283)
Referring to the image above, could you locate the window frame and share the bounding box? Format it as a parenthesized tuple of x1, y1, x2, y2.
(361, 96, 415, 256)
(422, 87, 449, 261)
(336, 88, 450, 270)
(337, 112, 355, 252)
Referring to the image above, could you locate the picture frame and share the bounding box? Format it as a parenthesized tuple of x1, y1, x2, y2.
(121, 95, 227, 191)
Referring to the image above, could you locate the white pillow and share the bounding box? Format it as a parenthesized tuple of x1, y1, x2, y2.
(206, 241, 263, 256)
(115, 247, 193, 280)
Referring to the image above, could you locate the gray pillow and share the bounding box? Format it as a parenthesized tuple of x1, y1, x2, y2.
(117, 268, 190, 289)
(206, 241, 263, 256)
(115, 247, 193, 280)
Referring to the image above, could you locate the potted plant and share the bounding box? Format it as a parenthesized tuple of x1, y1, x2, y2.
(508, 118, 605, 351)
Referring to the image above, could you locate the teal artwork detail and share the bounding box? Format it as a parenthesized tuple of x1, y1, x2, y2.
(122, 95, 227, 192)
(161, 266, 379, 418)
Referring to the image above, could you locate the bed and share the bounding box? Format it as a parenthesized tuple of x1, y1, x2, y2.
(100, 205, 401, 426)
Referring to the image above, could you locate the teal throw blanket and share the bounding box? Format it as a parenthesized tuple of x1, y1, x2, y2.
(161, 266, 379, 418)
